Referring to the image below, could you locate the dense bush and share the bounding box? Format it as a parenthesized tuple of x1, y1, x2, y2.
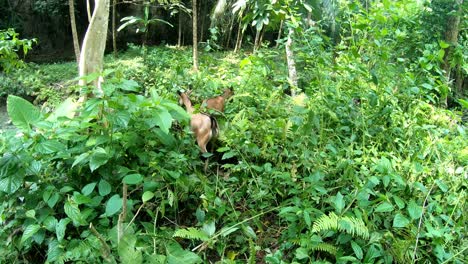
(0, 1, 466, 263)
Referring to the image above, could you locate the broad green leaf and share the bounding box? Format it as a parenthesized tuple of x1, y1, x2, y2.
(142, 191, 155, 202)
(408, 200, 422, 220)
(334, 192, 345, 213)
(105, 194, 122, 216)
(202, 221, 216, 237)
(47, 239, 64, 262)
(43, 216, 58, 232)
(166, 242, 202, 264)
(393, 213, 410, 228)
(98, 179, 112, 196)
(56, 218, 70, 242)
(36, 140, 66, 154)
(375, 202, 394, 213)
(120, 79, 140, 91)
(123, 173, 143, 185)
(89, 147, 109, 172)
(7, 95, 41, 132)
(154, 109, 173, 134)
(47, 193, 60, 208)
(46, 97, 78, 121)
(295, 247, 309, 260)
(0, 176, 22, 194)
(73, 193, 93, 204)
(64, 200, 86, 226)
(72, 152, 90, 168)
(21, 224, 41, 244)
(351, 241, 364, 259)
(25, 210, 36, 219)
(81, 182, 97, 196)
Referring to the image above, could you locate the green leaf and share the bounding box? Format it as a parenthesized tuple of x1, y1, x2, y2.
(47, 239, 64, 262)
(120, 79, 140, 91)
(166, 242, 202, 264)
(105, 194, 122, 216)
(202, 221, 216, 237)
(393, 213, 410, 228)
(123, 173, 143, 185)
(0, 176, 22, 194)
(295, 247, 309, 260)
(375, 202, 394, 213)
(25, 209, 36, 219)
(98, 179, 112, 196)
(7, 95, 41, 132)
(81, 182, 97, 196)
(351, 241, 364, 259)
(334, 192, 345, 213)
(64, 200, 86, 226)
(46, 97, 78, 122)
(408, 200, 422, 220)
(21, 224, 41, 244)
(89, 147, 109, 172)
(72, 152, 90, 168)
(47, 193, 60, 208)
(56, 218, 70, 242)
(36, 140, 66, 154)
(154, 109, 173, 134)
(142, 191, 155, 202)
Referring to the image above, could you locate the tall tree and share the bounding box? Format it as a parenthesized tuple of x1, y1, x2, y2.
(443, 0, 464, 94)
(112, 0, 118, 57)
(78, 0, 110, 102)
(68, 0, 80, 64)
(192, 0, 199, 71)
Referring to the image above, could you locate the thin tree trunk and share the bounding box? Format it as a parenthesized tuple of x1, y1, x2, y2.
(253, 28, 260, 53)
(200, 0, 207, 43)
(79, 0, 110, 102)
(86, 0, 92, 23)
(442, 0, 463, 103)
(69, 0, 80, 64)
(234, 19, 242, 52)
(225, 16, 234, 49)
(285, 28, 298, 96)
(178, 7, 182, 47)
(275, 19, 283, 48)
(192, 0, 199, 71)
(259, 27, 265, 49)
(112, 0, 117, 57)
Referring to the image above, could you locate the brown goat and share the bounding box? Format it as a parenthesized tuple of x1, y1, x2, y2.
(178, 91, 218, 153)
(202, 88, 234, 112)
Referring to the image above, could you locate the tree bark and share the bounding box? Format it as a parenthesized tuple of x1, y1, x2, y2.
(285, 28, 298, 96)
(442, 0, 464, 102)
(192, 0, 199, 71)
(275, 19, 283, 48)
(69, 0, 80, 64)
(112, 0, 117, 57)
(86, 0, 92, 23)
(177, 7, 182, 47)
(79, 0, 110, 102)
(253, 28, 260, 53)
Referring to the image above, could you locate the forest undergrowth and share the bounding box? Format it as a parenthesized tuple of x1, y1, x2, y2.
(1, 32, 467, 264)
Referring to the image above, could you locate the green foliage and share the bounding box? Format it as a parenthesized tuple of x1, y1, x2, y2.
(1, 0, 467, 261)
(0, 28, 35, 73)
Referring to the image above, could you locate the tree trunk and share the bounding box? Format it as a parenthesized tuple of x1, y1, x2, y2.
(442, 0, 463, 102)
(79, 0, 110, 102)
(112, 0, 117, 57)
(225, 16, 234, 49)
(192, 0, 199, 71)
(253, 28, 260, 53)
(275, 19, 283, 48)
(285, 28, 298, 96)
(178, 7, 182, 47)
(200, 0, 207, 43)
(86, 0, 92, 23)
(69, 0, 80, 64)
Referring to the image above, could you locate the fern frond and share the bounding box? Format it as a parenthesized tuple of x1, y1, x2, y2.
(173, 227, 209, 241)
(312, 212, 370, 240)
(311, 242, 338, 255)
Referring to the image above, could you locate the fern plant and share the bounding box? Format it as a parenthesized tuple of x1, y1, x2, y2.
(312, 212, 370, 240)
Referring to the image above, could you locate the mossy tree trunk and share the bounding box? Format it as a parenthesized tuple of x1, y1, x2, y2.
(68, 0, 80, 64)
(192, 0, 199, 71)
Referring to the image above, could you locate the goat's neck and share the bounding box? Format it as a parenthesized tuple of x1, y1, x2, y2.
(180, 94, 195, 114)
